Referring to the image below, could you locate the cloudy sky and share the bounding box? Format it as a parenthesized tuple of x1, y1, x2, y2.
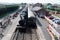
(0, 0, 60, 4)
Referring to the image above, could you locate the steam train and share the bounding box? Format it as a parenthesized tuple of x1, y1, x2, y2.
(17, 8, 37, 32)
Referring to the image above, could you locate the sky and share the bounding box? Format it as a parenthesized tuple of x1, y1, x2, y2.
(0, 0, 60, 4)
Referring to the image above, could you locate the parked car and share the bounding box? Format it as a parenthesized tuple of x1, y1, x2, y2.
(14, 13, 19, 17)
(52, 18, 59, 22)
(48, 16, 55, 20)
(13, 13, 19, 19)
(54, 20, 60, 25)
(51, 18, 60, 25)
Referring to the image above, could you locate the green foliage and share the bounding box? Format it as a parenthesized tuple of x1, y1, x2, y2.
(44, 4, 60, 12)
(54, 8, 60, 12)
(54, 35, 58, 40)
(0, 5, 19, 18)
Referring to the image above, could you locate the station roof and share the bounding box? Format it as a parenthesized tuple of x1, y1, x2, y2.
(32, 6, 42, 11)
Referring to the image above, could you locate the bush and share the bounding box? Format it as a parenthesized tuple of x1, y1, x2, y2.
(54, 35, 58, 40)
(0, 5, 19, 18)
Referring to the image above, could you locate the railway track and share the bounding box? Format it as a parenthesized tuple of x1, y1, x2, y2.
(16, 28, 39, 40)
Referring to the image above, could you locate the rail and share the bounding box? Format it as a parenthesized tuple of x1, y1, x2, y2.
(11, 29, 19, 40)
(16, 28, 39, 40)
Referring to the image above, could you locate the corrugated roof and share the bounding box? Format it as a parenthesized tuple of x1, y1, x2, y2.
(32, 6, 42, 11)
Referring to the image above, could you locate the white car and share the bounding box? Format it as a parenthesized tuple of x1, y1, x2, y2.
(52, 18, 59, 22)
(53, 19, 60, 25)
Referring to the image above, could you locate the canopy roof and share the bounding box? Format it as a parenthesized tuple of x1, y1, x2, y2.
(32, 6, 42, 11)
